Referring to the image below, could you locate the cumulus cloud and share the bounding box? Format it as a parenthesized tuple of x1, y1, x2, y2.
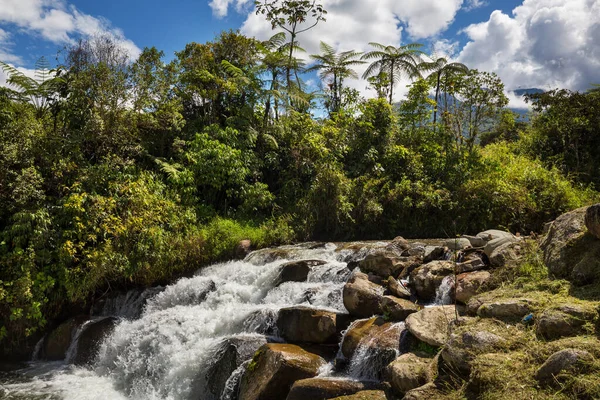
(458, 0, 600, 92)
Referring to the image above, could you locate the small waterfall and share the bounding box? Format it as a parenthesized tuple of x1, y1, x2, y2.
(31, 336, 45, 361)
(348, 322, 405, 381)
(434, 275, 455, 305)
(219, 360, 249, 400)
(95, 287, 164, 319)
(65, 320, 94, 364)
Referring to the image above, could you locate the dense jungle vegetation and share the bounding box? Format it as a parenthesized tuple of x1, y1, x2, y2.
(0, 0, 599, 355)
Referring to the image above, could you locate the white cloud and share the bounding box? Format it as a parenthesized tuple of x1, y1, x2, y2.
(465, 0, 486, 11)
(458, 0, 600, 92)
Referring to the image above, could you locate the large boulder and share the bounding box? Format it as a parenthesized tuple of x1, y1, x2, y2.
(205, 336, 267, 399)
(536, 305, 597, 340)
(405, 306, 456, 347)
(541, 206, 600, 285)
(42, 316, 88, 360)
(423, 246, 447, 263)
(585, 204, 600, 239)
(489, 241, 523, 268)
(387, 276, 411, 299)
(384, 352, 435, 395)
(340, 317, 381, 359)
(484, 237, 520, 258)
(239, 343, 325, 400)
(359, 252, 405, 278)
(455, 271, 491, 304)
(477, 230, 516, 242)
(402, 382, 441, 400)
(72, 317, 118, 365)
(476, 299, 532, 322)
(443, 238, 471, 251)
(456, 258, 487, 274)
(462, 235, 487, 248)
(385, 236, 411, 254)
(275, 260, 327, 286)
(535, 349, 593, 384)
(277, 306, 338, 344)
(380, 296, 420, 321)
(343, 272, 385, 318)
(340, 317, 402, 365)
(286, 378, 380, 400)
(410, 261, 455, 301)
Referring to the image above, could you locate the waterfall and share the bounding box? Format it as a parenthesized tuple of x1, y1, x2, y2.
(94, 286, 164, 319)
(347, 322, 405, 381)
(433, 275, 455, 305)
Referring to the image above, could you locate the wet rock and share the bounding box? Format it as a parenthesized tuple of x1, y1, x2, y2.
(441, 330, 505, 376)
(585, 204, 600, 239)
(331, 390, 388, 400)
(277, 306, 338, 344)
(409, 261, 455, 301)
(243, 309, 278, 335)
(343, 272, 385, 318)
(239, 343, 325, 400)
(541, 206, 600, 285)
(341, 317, 382, 359)
(42, 316, 88, 360)
(535, 349, 593, 383)
(206, 336, 267, 399)
(476, 299, 532, 322)
(455, 271, 491, 305)
(385, 352, 434, 395)
(286, 378, 381, 400)
(405, 306, 456, 347)
(380, 296, 420, 321)
(536, 305, 597, 340)
(275, 260, 327, 286)
(387, 276, 411, 299)
(444, 238, 471, 251)
(489, 242, 523, 268)
(235, 239, 252, 259)
(72, 317, 118, 365)
(423, 246, 446, 263)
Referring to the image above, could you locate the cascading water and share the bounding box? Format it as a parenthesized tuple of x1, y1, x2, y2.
(1, 243, 359, 400)
(433, 275, 455, 306)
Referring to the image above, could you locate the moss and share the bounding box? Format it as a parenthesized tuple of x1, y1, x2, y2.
(246, 348, 264, 373)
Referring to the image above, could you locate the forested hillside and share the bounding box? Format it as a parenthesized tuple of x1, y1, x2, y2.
(1, 17, 598, 354)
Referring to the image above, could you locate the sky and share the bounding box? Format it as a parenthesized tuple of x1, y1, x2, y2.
(1, 0, 599, 108)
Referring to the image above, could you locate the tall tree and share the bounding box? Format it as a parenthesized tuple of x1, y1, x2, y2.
(421, 56, 468, 128)
(361, 42, 424, 105)
(307, 41, 365, 115)
(255, 0, 327, 92)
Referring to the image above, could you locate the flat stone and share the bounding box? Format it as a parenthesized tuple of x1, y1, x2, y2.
(286, 378, 381, 400)
(387, 276, 411, 299)
(476, 299, 532, 322)
(277, 306, 338, 344)
(535, 349, 593, 383)
(455, 271, 491, 304)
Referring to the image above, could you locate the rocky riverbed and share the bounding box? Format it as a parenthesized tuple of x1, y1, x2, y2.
(1, 206, 600, 400)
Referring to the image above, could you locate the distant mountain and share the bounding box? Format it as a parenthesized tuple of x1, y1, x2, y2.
(513, 88, 545, 97)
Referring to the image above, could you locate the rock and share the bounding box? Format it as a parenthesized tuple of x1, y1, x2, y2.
(455, 271, 491, 304)
(387, 276, 411, 299)
(340, 317, 403, 366)
(489, 242, 523, 268)
(385, 236, 410, 254)
(380, 296, 420, 321)
(72, 317, 117, 365)
(406, 243, 426, 257)
(462, 235, 487, 248)
(476, 299, 532, 322)
(541, 206, 600, 285)
(277, 306, 338, 344)
(385, 352, 434, 395)
(243, 309, 278, 335)
(359, 252, 405, 278)
(444, 238, 471, 251)
(536, 306, 597, 340)
(205, 336, 267, 399)
(484, 236, 519, 258)
(409, 261, 455, 301)
(465, 297, 484, 316)
(275, 260, 328, 286)
(456, 258, 487, 274)
(42, 316, 88, 361)
(477, 230, 516, 242)
(343, 272, 385, 318)
(239, 343, 325, 400)
(423, 246, 446, 263)
(585, 204, 600, 239)
(441, 330, 505, 376)
(331, 390, 387, 400)
(286, 378, 380, 400)
(405, 306, 456, 347)
(235, 239, 252, 259)
(535, 349, 593, 383)
(402, 382, 440, 400)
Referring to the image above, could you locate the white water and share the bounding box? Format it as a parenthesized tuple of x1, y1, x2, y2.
(433, 275, 455, 306)
(2, 243, 353, 400)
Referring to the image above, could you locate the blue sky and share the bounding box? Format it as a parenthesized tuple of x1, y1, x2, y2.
(1, 0, 599, 107)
